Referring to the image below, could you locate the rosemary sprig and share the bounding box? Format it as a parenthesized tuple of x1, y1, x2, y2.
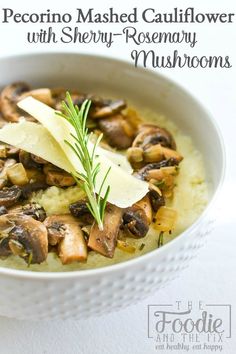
(56, 92, 111, 230)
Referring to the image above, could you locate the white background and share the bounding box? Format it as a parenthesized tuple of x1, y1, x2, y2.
(0, 0, 235, 353)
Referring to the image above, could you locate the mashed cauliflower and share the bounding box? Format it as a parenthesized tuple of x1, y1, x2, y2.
(0, 108, 208, 272)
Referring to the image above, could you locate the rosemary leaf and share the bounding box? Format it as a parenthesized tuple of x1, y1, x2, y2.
(57, 92, 111, 230)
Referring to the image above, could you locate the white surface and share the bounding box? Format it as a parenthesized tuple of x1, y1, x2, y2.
(0, 0, 235, 353)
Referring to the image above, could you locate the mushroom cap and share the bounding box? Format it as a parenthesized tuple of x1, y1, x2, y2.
(123, 205, 149, 238)
(0, 186, 22, 207)
(88, 205, 123, 258)
(136, 159, 179, 181)
(19, 150, 43, 170)
(0, 213, 48, 264)
(149, 189, 165, 212)
(91, 100, 127, 118)
(44, 214, 87, 264)
(69, 200, 94, 225)
(133, 124, 176, 150)
(44, 214, 67, 246)
(0, 82, 30, 122)
(9, 203, 47, 222)
(98, 114, 133, 150)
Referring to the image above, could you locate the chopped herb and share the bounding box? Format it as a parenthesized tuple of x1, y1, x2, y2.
(139, 243, 145, 251)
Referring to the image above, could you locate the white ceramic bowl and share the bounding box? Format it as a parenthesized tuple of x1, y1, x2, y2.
(0, 53, 225, 320)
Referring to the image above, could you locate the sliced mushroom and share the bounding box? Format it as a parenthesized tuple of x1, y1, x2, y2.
(31, 154, 48, 165)
(51, 87, 67, 110)
(0, 82, 30, 122)
(53, 90, 92, 111)
(25, 168, 46, 184)
(43, 163, 75, 187)
(123, 196, 152, 238)
(135, 195, 153, 224)
(88, 204, 123, 258)
(148, 185, 165, 212)
(0, 213, 48, 264)
(44, 215, 87, 264)
(69, 199, 89, 217)
(19, 88, 53, 106)
(19, 150, 42, 170)
(133, 124, 176, 150)
(86, 94, 111, 108)
(136, 159, 179, 181)
(51, 87, 66, 98)
(123, 206, 149, 238)
(147, 166, 178, 182)
(0, 186, 22, 207)
(143, 144, 164, 163)
(44, 215, 66, 246)
(0, 144, 20, 159)
(98, 114, 134, 150)
(6, 145, 20, 157)
(69, 200, 93, 224)
(45, 169, 75, 187)
(66, 93, 126, 119)
(127, 125, 179, 168)
(0, 237, 12, 257)
(91, 100, 127, 118)
(9, 203, 46, 222)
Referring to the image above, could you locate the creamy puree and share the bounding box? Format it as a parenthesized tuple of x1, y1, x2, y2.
(0, 108, 208, 271)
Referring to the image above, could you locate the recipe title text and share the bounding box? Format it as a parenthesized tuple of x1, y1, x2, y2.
(1, 7, 235, 69)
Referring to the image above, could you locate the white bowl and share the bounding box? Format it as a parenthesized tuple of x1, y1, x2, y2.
(0, 53, 225, 320)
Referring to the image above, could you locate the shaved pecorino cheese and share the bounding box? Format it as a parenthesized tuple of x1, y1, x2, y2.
(17, 97, 149, 208)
